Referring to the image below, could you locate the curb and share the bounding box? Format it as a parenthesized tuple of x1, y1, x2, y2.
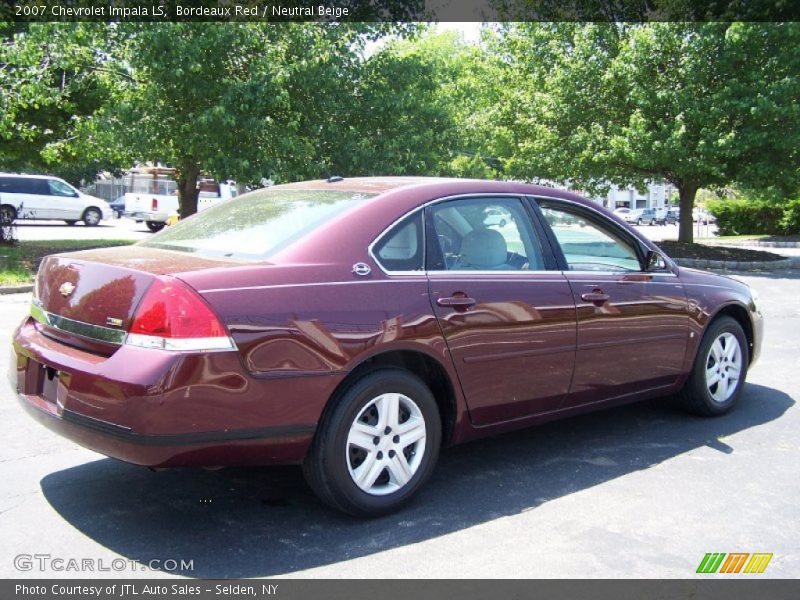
(715, 240, 800, 249)
(674, 256, 800, 271)
(0, 284, 33, 295)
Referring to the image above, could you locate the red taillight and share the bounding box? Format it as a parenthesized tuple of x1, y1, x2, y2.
(151, 197, 158, 211)
(126, 278, 233, 351)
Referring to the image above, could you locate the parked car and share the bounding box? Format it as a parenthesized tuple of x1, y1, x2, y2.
(482, 206, 512, 228)
(11, 177, 762, 516)
(612, 207, 631, 218)
(125, 182, 237, 232)
(693, 208, 717, 223)
(665, 208, 680, 224)
(108, 195, 126, 219)
(0, 173, 112, 226)
(634, 208, 659, 225)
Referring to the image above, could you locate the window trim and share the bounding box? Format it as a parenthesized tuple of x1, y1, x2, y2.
(423, 193, 551, 273)
(369, 208, 426, 275)
(367, 207, 426, 276)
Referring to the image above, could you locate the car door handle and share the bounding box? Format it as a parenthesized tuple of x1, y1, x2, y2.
(437, 296, 477, 309)
(581, 290, 610, 303)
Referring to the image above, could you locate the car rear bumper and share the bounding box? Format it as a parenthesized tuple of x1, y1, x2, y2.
(130, 211, 168, 222)
(10, 317, 329, 468)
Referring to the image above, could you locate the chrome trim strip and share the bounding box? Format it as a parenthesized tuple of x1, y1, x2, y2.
(30, 301, 126, 345)
(199, 279, 428, 294)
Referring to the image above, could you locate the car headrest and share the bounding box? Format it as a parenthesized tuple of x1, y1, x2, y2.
(461, 228, 508, 269)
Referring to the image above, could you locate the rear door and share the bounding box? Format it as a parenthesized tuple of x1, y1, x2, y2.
(426, 195, 577, 426)
(535, 198, 690, 408)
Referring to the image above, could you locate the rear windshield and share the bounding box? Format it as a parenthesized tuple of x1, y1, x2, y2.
(140, 188, 375, 260)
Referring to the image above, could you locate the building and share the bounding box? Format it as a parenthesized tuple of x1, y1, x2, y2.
(590, 182, 669, 211)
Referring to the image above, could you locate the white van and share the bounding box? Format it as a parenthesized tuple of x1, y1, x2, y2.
(0, 173, 112, 226)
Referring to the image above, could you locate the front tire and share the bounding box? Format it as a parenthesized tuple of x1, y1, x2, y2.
(678, 316, 748, 417)
(64, 220, 77, 226)
(82, 207, 101, 226)
(303, 368, 441, 517)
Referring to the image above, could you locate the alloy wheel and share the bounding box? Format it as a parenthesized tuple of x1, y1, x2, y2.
(705, 332, 743, 403)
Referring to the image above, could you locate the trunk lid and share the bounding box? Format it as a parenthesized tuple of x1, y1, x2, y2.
(34, 246, 242, 337)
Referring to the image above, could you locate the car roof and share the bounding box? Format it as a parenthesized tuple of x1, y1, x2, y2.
(0, 173, 61, 180)
(272, 176, 592, 203)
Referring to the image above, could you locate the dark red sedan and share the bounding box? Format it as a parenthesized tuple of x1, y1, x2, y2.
(10, 177, 762, 516)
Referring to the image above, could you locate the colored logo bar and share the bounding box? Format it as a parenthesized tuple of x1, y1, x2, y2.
(697, 553, 773, 574)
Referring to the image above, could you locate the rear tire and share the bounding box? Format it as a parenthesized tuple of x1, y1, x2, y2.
(1, 205, 17, 224)
(678, 316, 748, 417)
(146, 221, 165, 232)
(64, 220, 77, 226)
(303, 368, 441, 517)
(82, 207, 101, 226)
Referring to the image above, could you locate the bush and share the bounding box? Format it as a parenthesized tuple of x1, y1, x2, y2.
(779, 199, 800, 235)
(707, 199, 786, 236)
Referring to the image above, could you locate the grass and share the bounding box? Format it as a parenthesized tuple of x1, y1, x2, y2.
(0, 239, 136, 286)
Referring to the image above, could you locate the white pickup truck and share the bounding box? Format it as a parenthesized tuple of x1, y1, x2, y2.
(125, 183, 237, 232)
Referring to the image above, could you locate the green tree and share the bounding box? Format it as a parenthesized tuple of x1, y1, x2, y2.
(0, 22, 129, 184)
(495, 23, 800, 242)
(336, 29, 500, 179)
(114, 22, 412, 217)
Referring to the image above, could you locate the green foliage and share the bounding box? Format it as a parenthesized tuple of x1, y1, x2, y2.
(707, 199, 789, 236)
(0, 23, 130, 182)
(112, 23, 413, 215)
(779, 199, 800, 235)
(493, 23, 800, 241)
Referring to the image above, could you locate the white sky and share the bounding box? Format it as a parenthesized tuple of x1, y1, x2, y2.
(435, 22, 483, 43)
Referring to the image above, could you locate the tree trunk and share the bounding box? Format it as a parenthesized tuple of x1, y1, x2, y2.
(176, 162, 200, 219)
(677, 183, 699, 243)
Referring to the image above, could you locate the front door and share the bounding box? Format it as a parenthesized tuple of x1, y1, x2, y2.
(426, 195, 577, 426)
(536, 200, 690, 408)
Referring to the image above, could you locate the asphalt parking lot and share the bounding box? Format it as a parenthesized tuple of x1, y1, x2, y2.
(0, 265, 797, 579)
(13, 217, 151, 242)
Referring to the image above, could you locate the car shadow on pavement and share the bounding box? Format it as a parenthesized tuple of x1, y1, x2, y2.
(40, 383, 793, 578)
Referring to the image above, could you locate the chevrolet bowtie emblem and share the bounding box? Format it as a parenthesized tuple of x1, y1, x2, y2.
(58, 282, 76, 297)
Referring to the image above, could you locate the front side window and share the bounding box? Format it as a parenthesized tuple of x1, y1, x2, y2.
(140, 188, 375, 260)
(48, 179, 78, 197)
(539, 204, 641, 272)
(427, 197, 544, 271)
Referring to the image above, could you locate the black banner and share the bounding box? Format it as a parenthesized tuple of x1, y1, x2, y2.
(4, 580, 800, 600)
(1, 0, 799, 22)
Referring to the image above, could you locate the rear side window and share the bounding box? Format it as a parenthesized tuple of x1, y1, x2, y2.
(372, 212, 423, 272)
(141, 188, 376, 260)
(0, 177, 47, 194)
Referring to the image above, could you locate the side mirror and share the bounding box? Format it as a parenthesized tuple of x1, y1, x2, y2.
(645, 250, 668, 272)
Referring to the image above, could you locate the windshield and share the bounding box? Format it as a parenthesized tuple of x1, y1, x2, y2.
(140, 188, 375, 260)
